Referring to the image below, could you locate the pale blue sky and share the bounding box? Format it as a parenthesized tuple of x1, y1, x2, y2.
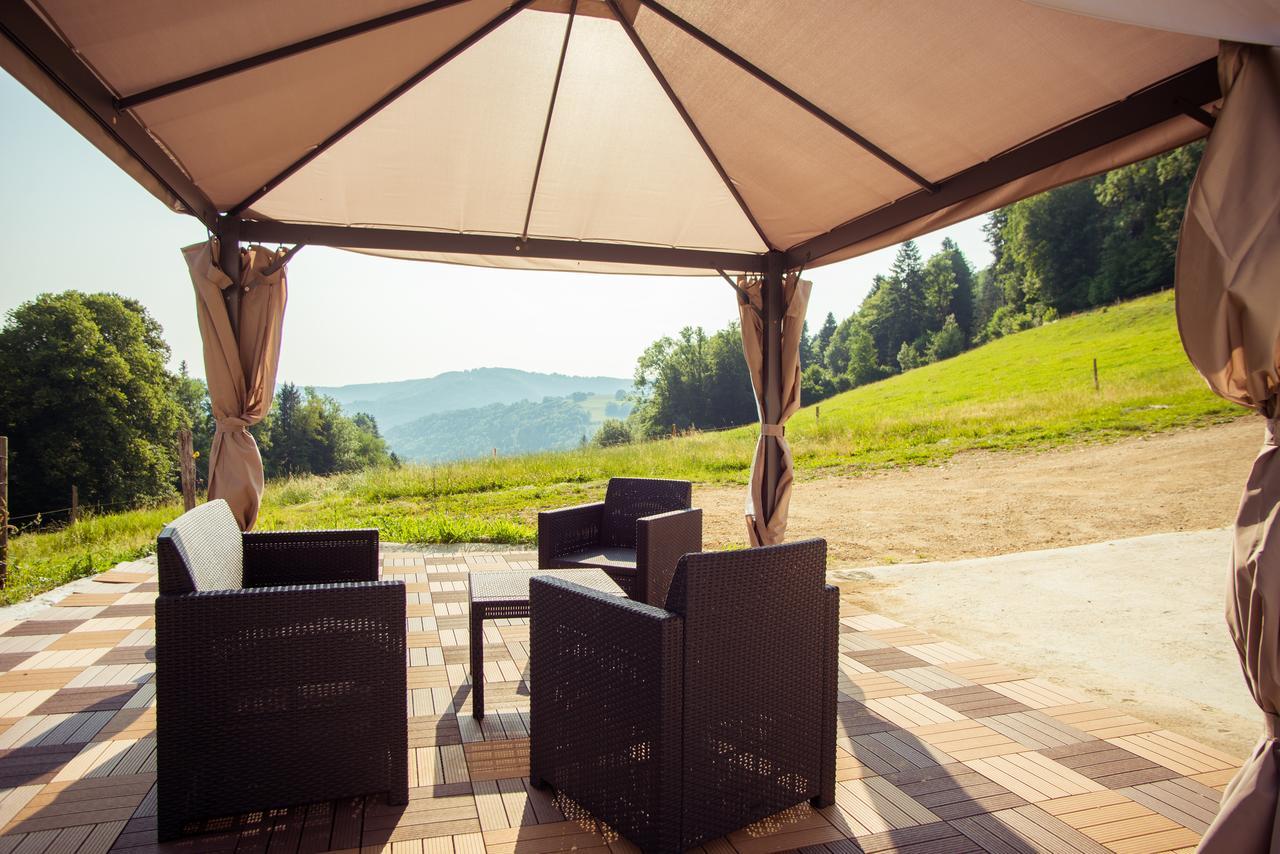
(0, 70, 992, 387)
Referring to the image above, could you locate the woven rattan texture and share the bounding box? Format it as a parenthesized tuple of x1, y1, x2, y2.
(600, 479, 692, 549)
(0, 547, 1238, 854)
(539, 479, 700, 605)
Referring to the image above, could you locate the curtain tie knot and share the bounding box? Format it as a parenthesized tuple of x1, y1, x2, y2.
(1266, 417, 1280, 446)
(761, 423, 785, 438)
(214, 416, 251, 434)
(1264, 712, 1280, 738)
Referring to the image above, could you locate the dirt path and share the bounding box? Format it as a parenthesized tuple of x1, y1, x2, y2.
(699, 416, 1260, 566)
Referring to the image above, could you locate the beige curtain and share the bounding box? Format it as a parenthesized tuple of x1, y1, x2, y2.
(1174, 42, 1280, 854)
(183, 241, 289, 531)
(737, 272, 812, 546)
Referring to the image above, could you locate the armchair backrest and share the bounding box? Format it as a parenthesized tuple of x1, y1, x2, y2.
(602, 477, 692, 548)
(157, 499, 244, 594)
(663, 538, 830, 836)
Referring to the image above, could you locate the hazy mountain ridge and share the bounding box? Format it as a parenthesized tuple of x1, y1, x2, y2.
(315, 367, 630, 431)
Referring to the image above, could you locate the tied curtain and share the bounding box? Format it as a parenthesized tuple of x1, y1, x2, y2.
(183, 241, 289, 531)
(737, 271, 811, 546)
(1174, 42, 1280, 853)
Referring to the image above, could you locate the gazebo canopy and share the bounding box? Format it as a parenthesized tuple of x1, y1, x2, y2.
(0, 0, 1257, 275)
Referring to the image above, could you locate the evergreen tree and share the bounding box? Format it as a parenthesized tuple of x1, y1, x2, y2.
(814, 313, 838, 366)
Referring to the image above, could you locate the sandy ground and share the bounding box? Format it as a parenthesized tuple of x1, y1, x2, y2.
(698, 416, 1261, 565)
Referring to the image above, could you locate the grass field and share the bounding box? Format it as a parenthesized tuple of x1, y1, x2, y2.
(3, 289, 1240, 604)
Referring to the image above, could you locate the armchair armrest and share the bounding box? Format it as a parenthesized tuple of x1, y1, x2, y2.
(529, 577, 684, 853)
(636, 507, 702, 606)
(242, 528, 379, 586)
(537, 502, 605, 565)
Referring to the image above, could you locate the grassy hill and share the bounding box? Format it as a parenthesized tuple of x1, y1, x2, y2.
(4, 290, 1239, 603)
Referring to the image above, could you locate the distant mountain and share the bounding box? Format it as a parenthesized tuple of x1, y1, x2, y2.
(385, 392, 633, 462)
(314, 367, 630, 431)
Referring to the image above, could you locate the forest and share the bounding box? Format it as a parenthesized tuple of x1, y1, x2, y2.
(0, 290, 390, 520)
(617, 141, 1204, 441)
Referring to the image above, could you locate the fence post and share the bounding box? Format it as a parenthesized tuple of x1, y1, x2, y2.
(178, 428, 196, 511)
(1093, 358, 1099, 391)
(70, 485, 78, 525)
(815, 405, 820, 423)
(0, 436, 7, 589)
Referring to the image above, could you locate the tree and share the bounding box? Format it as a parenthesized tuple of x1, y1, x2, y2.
(1091, 141, 1203, 303)
(594, 419, 632, 447)
(0, 292, 184, 514)
(897, 340, 924, 373)
(798, 320, 814, 369)
(926, 315, 965, 363)
(814, 313, 838, 365)
(262, 384, 390, 477)
(844, 320, 887, 388)
(801, 364, 837, 404)
(937, 237, 975, 338)
(629, 324, 756, 438)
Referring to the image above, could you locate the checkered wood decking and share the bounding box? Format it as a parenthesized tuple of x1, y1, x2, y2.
(0, 550, 1241, 854)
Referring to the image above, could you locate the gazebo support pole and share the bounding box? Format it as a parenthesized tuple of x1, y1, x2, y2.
(216, 218, 242, 337)
(761, 249, 785, 523)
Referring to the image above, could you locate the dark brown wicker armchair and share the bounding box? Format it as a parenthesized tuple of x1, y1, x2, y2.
(538, 477, 701, 605)
(529, 538, 838, 853)
(155, 499, 408, 841)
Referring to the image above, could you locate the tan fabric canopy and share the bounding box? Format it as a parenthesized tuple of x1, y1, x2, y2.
(1, 0, 1229, 275)
(738, 272, 811, 546)
(184, 242, 289, 531)
(1173, 42, 1280, 852)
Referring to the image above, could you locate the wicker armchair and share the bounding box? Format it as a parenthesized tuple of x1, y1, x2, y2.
(529, 538, 838, 853)
(154, 500, 408, 841)
(538, 477, 701, 605)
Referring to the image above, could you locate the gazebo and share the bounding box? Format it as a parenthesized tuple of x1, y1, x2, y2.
(2, 0, 1277, 847)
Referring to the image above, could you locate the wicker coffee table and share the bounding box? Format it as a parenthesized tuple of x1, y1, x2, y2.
(468, 568, 625, 718)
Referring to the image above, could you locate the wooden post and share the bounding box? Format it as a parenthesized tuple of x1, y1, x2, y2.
(670, 423, 676, 439)
(0, 436, 7, 589)
(178, 428, 196, 511)
(492, 447, 497, 460)
(69, 485, 78, 525)
(1093, 358, 1099, 391)
(815, 405, 820, 423)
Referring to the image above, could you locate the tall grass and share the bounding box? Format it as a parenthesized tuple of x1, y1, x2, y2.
(2, 290, 1239, 604)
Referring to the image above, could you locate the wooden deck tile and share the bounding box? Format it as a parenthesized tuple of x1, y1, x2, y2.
(843, 649, 930, 672)
(909, 720, 1026, 762)
(883, 763, 1028, 821)
(978, 710, 1097, 752)
(1120, 778, 1222, 834)
(462, 740, 528, 783)
(1108, 731, 1238, 777)
(1040, 740, 1179, 789)
(926, 686, 1032, 718)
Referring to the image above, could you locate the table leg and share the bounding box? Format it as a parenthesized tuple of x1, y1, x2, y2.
(471, 604, 484, 719)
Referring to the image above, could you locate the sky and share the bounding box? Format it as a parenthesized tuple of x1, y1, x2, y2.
(0, 70, 992, 387)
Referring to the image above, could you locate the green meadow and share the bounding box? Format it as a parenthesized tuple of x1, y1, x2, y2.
(3, 289, 1238, 604)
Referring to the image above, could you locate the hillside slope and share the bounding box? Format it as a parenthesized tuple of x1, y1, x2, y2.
(315, 367, 629, 430)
